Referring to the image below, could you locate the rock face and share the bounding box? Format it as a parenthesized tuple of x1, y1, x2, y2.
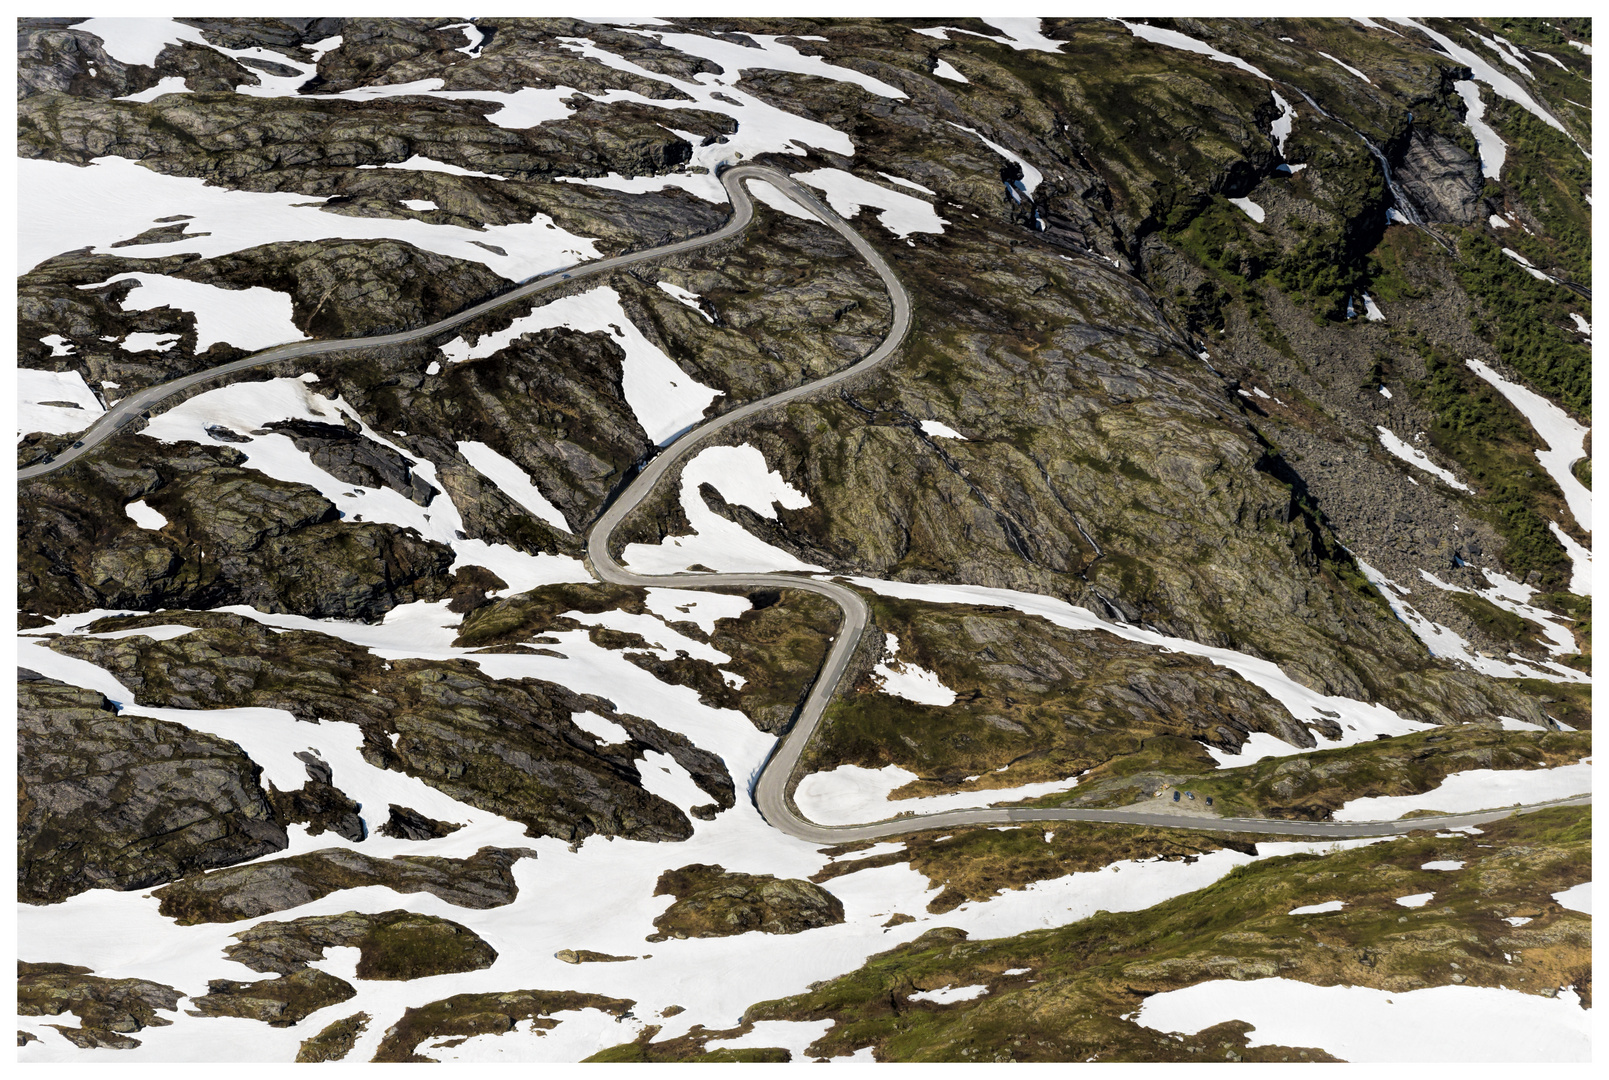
(378, 804, 463, 841)
(190, 968, 357, 1027)
(18, 442, 457, 621)
(49, 618, 733, 844)
(224, 910, 498, 981)
(296, 1012, 370, 1062)
(152, 846, 534, 924)
(18, 962, 183, 1051)
(649, 864, 846, 940)
(372, 989, 635, 1063)
(18, 676, 287, 903)
(1394, 129, 1485, 224)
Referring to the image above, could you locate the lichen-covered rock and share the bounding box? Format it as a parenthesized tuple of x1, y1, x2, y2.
(18, 441, 457, 622)
(18, 675, 287, 903)
(152, 846, 534, 924)
(373, 989, 635, 1062)
(18, 962, 183, 1050)
(224, 909, 497, 980)
(49, 620, 732, 843)
(649, 864, 846, 940)
(189, 967, 356, 1027)
(296, 1012, 370, 1062)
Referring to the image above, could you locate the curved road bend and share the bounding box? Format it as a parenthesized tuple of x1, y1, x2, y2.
(22, 166, 1590, 844)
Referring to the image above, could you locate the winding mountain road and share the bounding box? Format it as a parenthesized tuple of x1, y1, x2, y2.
(23, 165, 1589, 844)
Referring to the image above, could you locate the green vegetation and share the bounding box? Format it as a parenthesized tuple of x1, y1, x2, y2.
(1445, 591, 1532, 644)
(1402, 330, 1573, 586)
(1450, 230, 1590, 416)
(649, 864, 845, 940)
(296, 1013, 370, 1062)
(739, 807, 1590, 1062)
(1039, 723, 1588, 820)
(815, 822, 1260, 913)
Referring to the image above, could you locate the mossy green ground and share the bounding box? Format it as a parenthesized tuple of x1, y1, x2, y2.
(740, 806, 1590, 1062)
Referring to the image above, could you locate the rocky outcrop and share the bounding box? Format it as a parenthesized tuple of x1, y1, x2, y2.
(189, 968, 356, 1027)
(152, 846, 534, 924)
(224, 909, 497, 980)
(373, 989, 635, 1063)
(18, 441, 457, 622)
(267, 752, 367, 844)
(50, 619, 733, 843)
(297, 1012, 370, 1062)
(18, 962, 183, 1050)
(1394, 128, 1485, 224)
(378, 804, 463, 841)
(649, 864, 846, 940)
(18, 676, 287, 904)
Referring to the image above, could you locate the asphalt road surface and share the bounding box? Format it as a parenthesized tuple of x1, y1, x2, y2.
(24, 164, 1589, 844)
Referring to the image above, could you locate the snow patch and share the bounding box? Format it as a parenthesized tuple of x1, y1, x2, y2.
(91, 272, 305, 353)
(1136, 979, 1589, 1062)
(1547, 522, 1591, 597)
(1270, 90, 1295, 156)
(932, 58, 968, 82)
(623, 444, 823, 575)
(642, 588, 752, 636)
(1228, 196, 1265, 223)
(1355, 559, 1584, 683)
(21, 156, 598, 280)
(944, 123, 1043, 194)
(1333, 761, 1591, 821)
(873, 634, 958, 707)
(1376, 426, 1470, 491)
(1421, 860, 1465, 871)
(18, 368, 106, 440)
(1552, 881, 1591, 914)
(846, 576, 1436, 750)
(1396, 893, 1435, 908)
(655, 280, 712, 322)
(794, 764, 1080, 827)
(909, 984, 988, 1004)
(1465, 359, 1590, 533)
(1118, 21, 1271, 80)
(356, 154, 507, 181)
(919, 420, 965, 440)
(1394, 20, 1577, 147)
(1454, 80, 1508, 179)
(118, 75, 190, 102)
(1288, 900, 1344, 915)
(456, 440, 571, 534)
(1319, 51, 1372, 83)
(795, 168, 949, 239)
(123, 500, 168, 531)
(122, 332, 180, 353)
(443, 287, 720, 446)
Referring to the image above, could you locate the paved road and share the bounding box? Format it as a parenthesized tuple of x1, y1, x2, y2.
(26, 164, 1589, 844)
